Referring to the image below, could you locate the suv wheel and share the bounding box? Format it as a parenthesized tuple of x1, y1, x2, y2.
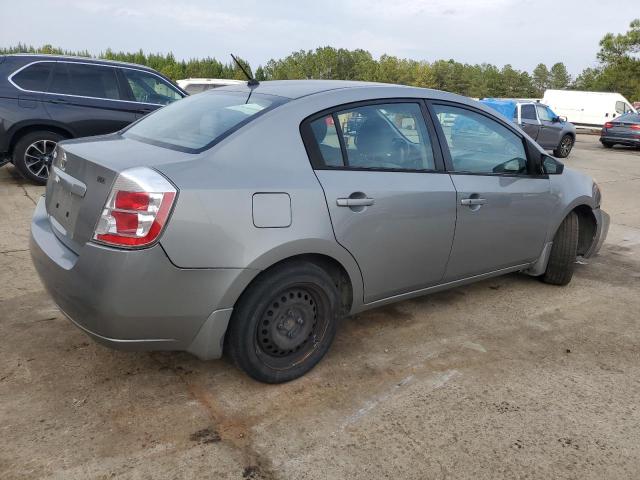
(553, 134, 574, 158)
(13, 131, 64, 185)
(541, 211, 578, 286)
(225, 261, 341, 383)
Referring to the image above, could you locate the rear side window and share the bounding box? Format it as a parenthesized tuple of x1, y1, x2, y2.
(122, 69, 183, 105)
(49, 63, 121, 100)
(308, 102, 436, 171)
(433, 104, 527, 174)
(124, 91, 285, 152)
(520, 104, 537, 121)
(308, 116, 343, 166)
(11, 62, 53, 91)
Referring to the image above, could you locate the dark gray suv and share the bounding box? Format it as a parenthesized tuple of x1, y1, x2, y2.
(0, 54, 186, 184)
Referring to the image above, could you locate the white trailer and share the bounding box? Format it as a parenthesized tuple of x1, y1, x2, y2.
(542, 89, 636, 128)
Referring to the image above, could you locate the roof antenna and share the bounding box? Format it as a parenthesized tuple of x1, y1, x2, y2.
(230, 54, 259, 87)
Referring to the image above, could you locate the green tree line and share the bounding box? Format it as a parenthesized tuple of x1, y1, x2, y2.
(2, 18, 638, 101)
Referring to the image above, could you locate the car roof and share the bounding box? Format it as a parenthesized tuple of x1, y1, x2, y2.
(216, 79, 410, 99)
(5, 53, 160, 72)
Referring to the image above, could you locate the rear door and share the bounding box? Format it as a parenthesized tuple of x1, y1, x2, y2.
(536, 104, 563, 149)
(516, 103, 541, 140)
(43, 62, 136, 137)
(429, 102, 553, 281)
(302, 100, 457, 303)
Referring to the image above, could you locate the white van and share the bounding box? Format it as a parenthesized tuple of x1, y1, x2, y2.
(542, 89, 636, 128)
(177, 78, 245, 95)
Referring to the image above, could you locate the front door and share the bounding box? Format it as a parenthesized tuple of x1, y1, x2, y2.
(302, 101, 457, 303)
(430, 102, 553, 281)
(536, 104, 563, 149)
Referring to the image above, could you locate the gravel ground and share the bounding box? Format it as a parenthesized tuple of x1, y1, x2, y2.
(1, 134, 639, 479)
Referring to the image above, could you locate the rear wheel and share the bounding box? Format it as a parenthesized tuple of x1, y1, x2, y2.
(601, 141, 614, 148)
(13, 131, 64, 184)
(541, 212, 579, 286)
(553, 134, 574, 158)
(225, 261, 341, 383)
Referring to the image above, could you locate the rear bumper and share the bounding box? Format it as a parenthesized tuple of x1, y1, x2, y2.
(600, 134, 640, 146)
(30, 196, 256, 360)
(584, 208, 610, 258)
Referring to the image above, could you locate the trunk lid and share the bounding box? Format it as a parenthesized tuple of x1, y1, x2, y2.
(45, 134, 191, 253)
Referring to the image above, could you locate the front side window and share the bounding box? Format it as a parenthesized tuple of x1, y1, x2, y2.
(520, 104, 537, 121)
(122, 69, 182, 105)
(615, 101, 626, 115)
(124, 91, 284, 152)
(309, 103, 435, 170)
(49, 63, 121, 100)
(12, 62, 53, 91)
(536, 105, 553, 122)
(433, 104, 528, 174)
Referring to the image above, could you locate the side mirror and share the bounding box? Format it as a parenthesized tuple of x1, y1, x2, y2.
(552, 116, 561, 123)
(542, 155, 564, 175)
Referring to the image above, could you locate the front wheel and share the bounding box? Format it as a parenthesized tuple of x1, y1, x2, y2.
(225, 261, 341, 383)
(541, 212, 579, 286)
(553, 134, 574, 158)
(13, 131, 64, 184)
(601, 141, 614, 149)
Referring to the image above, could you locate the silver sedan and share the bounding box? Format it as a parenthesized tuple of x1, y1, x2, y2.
(30, 80, 609, 383)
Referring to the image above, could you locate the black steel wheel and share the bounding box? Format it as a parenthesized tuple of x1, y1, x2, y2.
(225, 261, 341, 383)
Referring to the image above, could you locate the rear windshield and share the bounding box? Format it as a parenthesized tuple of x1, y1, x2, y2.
(124, 91, 286, 152)
(617, 113, 640, 123)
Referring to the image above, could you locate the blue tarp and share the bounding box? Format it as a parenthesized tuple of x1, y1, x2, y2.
(480, 98, 560, 121)
(480, 98, 517, 119)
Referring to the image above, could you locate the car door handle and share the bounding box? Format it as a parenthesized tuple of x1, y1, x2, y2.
(460, 198, 486, 206)
(336, 197, 375, 207)
(49, 98, 69, 104)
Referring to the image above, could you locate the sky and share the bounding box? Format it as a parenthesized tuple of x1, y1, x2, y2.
(1, 0, 638, 75)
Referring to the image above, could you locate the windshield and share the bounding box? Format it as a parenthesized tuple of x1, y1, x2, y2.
(124, 91, 286, 152)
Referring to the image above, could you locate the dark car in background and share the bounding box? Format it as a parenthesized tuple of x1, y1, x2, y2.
(0, 54, 186, 183)
(601, 113, 640, 148)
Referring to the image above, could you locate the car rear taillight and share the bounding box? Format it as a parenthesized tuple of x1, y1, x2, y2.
(93, 167, 177, 248)
(604, 122, 614, 129)
(631, 124, 640, 130)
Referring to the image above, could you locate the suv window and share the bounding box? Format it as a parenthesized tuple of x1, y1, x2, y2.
(309, 103, 435, 170)
(122, 69, 182, 105)
(520, 104, 537, 121)
(12, 62, 53, 91)
(49, 62, 121, 100)
(433, 104, 528, 174)
(536, 105, 553, 122)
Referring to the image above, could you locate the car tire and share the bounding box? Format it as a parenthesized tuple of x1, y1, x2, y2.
(553, 134, 574, 158)
(601, 141, 614, 148)
(225, 261, 341, 383)
(13, 131, 64, 185)
(541, 211, 579, 286)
